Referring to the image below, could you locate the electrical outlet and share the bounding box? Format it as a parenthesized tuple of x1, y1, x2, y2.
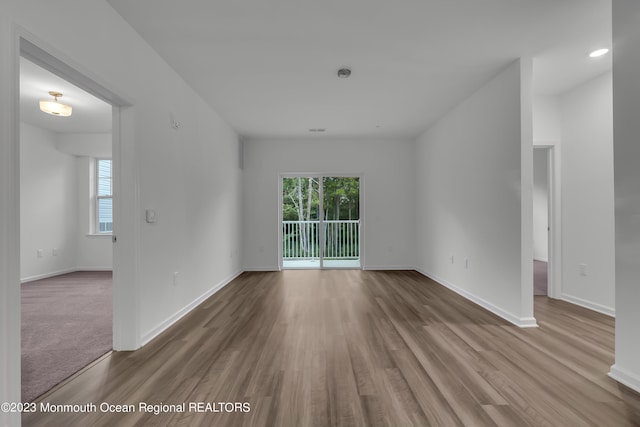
(173, 271, 180, 286)
(37, 249, 43, 258)
(52, 248, 58, 256)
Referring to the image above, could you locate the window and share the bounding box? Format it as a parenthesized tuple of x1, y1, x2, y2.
(96, 159, 113, 233)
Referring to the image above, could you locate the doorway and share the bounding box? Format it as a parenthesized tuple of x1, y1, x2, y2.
(533, 145, 559, 298)
(19, 54, 114, 401)
(533, 148, 549, 295)
(281, 175, 361, 269)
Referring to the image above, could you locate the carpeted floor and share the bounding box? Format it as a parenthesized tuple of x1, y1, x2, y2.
(21, 271, 112, 402)
(534, 260, 548, 296)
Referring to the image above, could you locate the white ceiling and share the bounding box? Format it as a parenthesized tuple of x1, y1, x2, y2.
(101, 0, 610, 140)
(20, 57, 112, 134)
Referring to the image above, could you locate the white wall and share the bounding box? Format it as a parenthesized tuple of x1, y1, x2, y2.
(1, 0, 244, 415)
(533, 95, 561, 143)
(76, 156, 113, 270)
(58, 133, 113, 270)
(558, 72, 615, 315)
(533, 148, 548, 261)
(56, 132, 111, 157)
(20, 122, 78, 281)
(21, 129, 113, 277)
(242, 138, 416, 270)
(415, 59, 535, 327)
(610, 0, 640, 394)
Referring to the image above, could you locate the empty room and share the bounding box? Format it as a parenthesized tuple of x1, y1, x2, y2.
(1, 1, 640, 426)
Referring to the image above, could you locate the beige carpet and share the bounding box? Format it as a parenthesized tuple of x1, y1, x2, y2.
(21, 271, 112, 402)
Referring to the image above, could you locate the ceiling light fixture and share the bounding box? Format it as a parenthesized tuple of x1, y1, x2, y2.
(589, 48, 609, 58)
(337, 68, 351, 79)
(39, 91, 72, 117)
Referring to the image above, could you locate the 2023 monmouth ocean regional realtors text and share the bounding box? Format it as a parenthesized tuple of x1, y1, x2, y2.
(14, 401, 251, 415)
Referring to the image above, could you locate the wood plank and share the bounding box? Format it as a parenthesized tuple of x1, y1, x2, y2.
(23, 270, 640, 426)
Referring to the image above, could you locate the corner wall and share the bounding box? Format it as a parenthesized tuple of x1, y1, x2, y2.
(415, 59, 535, 327)
(610, 0, 640, 394)
(20, 122, 78, 282)
(75, 156, 113, 270)
(559, 72, 615, 315)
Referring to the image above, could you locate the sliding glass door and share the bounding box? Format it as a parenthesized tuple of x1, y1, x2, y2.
(282, 177, 321, 268)
(321, 177, 360, 268)
(281, 175, 361, 269)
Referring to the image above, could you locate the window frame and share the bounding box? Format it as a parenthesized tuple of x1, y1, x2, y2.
(95, 158, 113, 234)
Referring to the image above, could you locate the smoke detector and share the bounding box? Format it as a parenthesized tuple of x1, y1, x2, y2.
(337, 68, 352, 79)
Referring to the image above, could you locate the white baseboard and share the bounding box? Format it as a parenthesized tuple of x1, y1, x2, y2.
(140, 269, 243, 346)
(76, 266, 113, 272)
(534, 257, 548, 263)
(560, 293, 615, 317)
(609, 364, 640, 394)
(415, 268, 538, 328)
(363, 265, 415, 271)
(21, 268, 76, 283)
(243, 267, 280, 272)
(21, 267, 114, 283)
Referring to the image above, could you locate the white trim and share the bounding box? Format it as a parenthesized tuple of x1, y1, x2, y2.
(243, 267, 281, 272)
(21, 267, 113, 283)
(560, 293, 615, 317)
(1, 25, 22, 423)
(76, 267, 113, 272)
(363, 265, 415, 271)
(20, 268, 76, 283)
(85, 233, 113, 238)
(533, 257, 548, 263)
(609, 365, 640, 394)
(415, 268, 538, 328)
(140, 269, 243, 346)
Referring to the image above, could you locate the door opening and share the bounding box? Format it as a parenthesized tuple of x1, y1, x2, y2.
(533, 145, 558, 299)
(281, 175, 361, 269)
(19, 54, 114, 402)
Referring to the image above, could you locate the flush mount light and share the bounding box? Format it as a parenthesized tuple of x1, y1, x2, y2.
(589, 48, 609, 58)
(39, 91, 72, 117)
(337, 68, 351, 79)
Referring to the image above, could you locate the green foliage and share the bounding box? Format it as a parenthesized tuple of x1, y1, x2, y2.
(282, 177, 360, 259)
(282, 177, 359, 222)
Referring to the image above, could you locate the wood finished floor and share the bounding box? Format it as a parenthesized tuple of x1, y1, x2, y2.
(23, 270, 640, 426)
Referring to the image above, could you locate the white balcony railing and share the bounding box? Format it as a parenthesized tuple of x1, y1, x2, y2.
(283, 220, 360, 259)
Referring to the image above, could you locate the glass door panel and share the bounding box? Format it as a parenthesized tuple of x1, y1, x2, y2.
(282, 177, 320, 269)
(322, 177, 361, 268)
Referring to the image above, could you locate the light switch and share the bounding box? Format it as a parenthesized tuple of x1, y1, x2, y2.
(146, 209, 157, 223)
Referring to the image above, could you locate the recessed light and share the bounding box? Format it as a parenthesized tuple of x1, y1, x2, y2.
(309, 128, 326, 132)
(589, 48, 609, 58)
